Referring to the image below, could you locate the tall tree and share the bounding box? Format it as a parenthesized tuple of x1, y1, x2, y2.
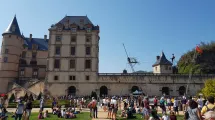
(201, 79, 215, 97)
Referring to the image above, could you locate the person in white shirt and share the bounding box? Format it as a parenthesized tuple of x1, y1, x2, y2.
(162, 113, 170, 120)
(173, 98, 179, 115)
(197, 96, 203, 110)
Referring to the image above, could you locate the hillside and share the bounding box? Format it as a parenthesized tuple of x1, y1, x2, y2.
(177, 42, 215, 74)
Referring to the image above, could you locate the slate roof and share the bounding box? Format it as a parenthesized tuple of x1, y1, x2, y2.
(152, 52, 172, 67)
(2, 15, 21, 36)
(24, 37, 48, 51)
(58, 16, 94, 26)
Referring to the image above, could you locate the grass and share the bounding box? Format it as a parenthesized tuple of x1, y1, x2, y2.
(7, 112, 91, 120)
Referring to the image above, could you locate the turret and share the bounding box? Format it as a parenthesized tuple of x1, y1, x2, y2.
(0, 15, 24, 93)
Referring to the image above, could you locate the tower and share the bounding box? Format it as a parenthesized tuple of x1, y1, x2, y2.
(152, 51, 172, 74)
(0, 16, 24, 93)
(47, 16, 100, 96)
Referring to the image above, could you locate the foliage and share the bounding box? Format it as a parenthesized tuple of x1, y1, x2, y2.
(91, 91, 97, 100)
(37, 92, 42, 100)
(178, 41, 215, 74)
(23, 93, 28, 101)
(201, 79, 215, 97)
(9, 94, 15, 103)
(29, 94, 34, 101)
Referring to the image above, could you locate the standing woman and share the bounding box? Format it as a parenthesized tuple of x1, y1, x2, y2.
(15, 100, 24, 120)
(185, 100, 202, 120)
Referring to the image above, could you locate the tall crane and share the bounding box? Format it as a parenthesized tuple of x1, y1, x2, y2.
(123, 43, 139, 73)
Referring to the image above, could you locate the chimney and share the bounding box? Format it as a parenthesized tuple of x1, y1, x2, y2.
(44, 35, 47, 41)
(156, 56, 160, 60)
(30, 34, 32, 41)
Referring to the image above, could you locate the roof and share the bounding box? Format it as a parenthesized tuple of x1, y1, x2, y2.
(2, 15, 21, 36)
(58, 16, 94, 26)
(152, 52, 172, 67)
(24, 37, 48, 51)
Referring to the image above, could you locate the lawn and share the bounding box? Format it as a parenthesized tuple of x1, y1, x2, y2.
(7, 112, 91, 120)
(117, 112, 184, 120)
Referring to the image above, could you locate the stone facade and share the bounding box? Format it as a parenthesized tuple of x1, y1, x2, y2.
(0, 15, 214, 98)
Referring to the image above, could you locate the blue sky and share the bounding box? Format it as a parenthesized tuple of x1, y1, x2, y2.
(0, 0, 215, 73)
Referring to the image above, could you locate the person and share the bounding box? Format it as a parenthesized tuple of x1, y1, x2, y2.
(43, 110, 48, 118)
(169, 111, 177, 120)
(186, 100, 202, 120)
(173, 98, 179, 115)
(154, 96, 158, 110)
(162, 113, 170, 120)
(149, 110, 161, 120)
(107, 98, 112, 119)
(111, 97, 118, 120)
(181, 96, 187, 111)
(143, 96, 150, 120)
(201, 96, 215, 119)
(15, 100, 25, 120)
(0, 108, 8, 120)
(25, 98, 32, 120)
(167, 97, 172, 111)
(38, 110, 44, 119)
(160, 97, 166, 114)
(197, 96, 203, 111)
(40, 97, 44, 112)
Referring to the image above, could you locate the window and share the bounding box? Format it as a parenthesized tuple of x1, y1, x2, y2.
(32, 52, 37, 58)
(54, 59, 60, 69)
(69, 76, 76, 80)
(55, 46, 61, 55)
(9, 35, 11, 38)
(32, 44, 38, 50)
(70, 47, 76, 55)
(5, 49, 9, 54)
(71, 28, 77, 32)
(70, 60, 75, 69)
(71, 36, 76, 43)
(165, 66, 168, 70)
(32, 69, 38, 78)
(86, 36, 91, 43)
(86, 75, 90, 80)
(3, 57, 8, 62)
(85, 60, 91, 69)
(155, 67, 157, 71)
(86, 46, 91, 55)
(20, 68, 25, 76)
(86, 28, 91, 32)
(56, 35, 62, 41)
(30, 60, 37, 65)
(54, 76, 58, 80)
(169, 67, 172, 70)
(22, 51, 26, 58)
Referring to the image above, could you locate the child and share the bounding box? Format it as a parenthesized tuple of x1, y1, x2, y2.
(162, 113, 169, 120)
(43, 110, 48, 118)
(38, 110, 44, 119)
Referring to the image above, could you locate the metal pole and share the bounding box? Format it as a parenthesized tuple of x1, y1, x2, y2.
(185, 50, 197, 95)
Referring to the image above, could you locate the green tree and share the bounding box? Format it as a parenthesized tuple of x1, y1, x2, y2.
(29, 94, 34, 101)
(37, 92, 42, 100)
(201, 79, 215, 97)
(9, 94, 15, 103)
(23, 93, 28, 101)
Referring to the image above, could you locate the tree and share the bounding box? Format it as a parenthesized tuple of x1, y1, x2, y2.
(91, 91, 97, 100)
(29, 94, 34, 101)
(201, 79, 215, 97)
(37, 92, 42, 100)
(23, 93, 28, 101)
(9, 94, 15, 103)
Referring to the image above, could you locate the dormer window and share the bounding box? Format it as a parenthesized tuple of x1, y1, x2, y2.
(57, 23, 63, 32)
(71, 28, 77, 32)
(32, 44, 38, 50)
(86, 27, 91, 33)
(12, 25, 16, 32)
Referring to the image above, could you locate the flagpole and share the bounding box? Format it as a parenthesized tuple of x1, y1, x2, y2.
(185, 49, 197, 95)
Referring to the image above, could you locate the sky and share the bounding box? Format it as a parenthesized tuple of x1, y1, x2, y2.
(0, 0, 215, 73)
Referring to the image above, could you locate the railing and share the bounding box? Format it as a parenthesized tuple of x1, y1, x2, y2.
(98, 73, 215, 77)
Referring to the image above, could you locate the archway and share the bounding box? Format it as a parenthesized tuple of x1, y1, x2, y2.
(162, 87, 169, 95)
(179, 86, 186, 96)
(131, 86, 139, 92)
(100, 86, 108, 97)
(68, 86, 76, 96)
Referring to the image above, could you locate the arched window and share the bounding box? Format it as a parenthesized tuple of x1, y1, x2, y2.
(179, 86, 186, 96)
(162, 87, 169, 95)
(131, 86, 139, 93)
(100, 86, 108, 97)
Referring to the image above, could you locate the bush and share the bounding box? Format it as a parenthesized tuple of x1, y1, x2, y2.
(29, 94, 34, 101)
(23, 93, 28, 101)
(201, 79, 215, 97)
